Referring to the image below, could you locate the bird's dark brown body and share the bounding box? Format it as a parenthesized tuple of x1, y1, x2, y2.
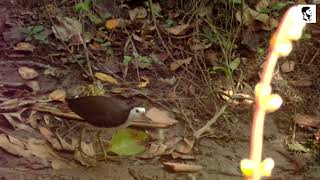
(66, 96, 133, 128)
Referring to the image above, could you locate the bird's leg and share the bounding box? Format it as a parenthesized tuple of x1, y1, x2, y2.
(77, 126, 94, 158)
(95, 129, 108, 161)
(60, 123, 80, 137)
(77, 126, 86, 158)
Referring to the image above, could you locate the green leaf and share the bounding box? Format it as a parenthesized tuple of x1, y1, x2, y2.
(89, 14, 103, 25)
(20, 27, 32, 34)
(257, 48, 264, 56)
(101, 41, 111, 47)
(223, 41, 238, 50)
(209, 66, 230, 77)
(302, 33, 312, 40)
(110, 129, 148, 156)
(106, 48, 114, 56)
(101, 11, 112, 20)
(228, 0, 242, 4)
(94, 37, 104, 43)
(32, 25, 44, 34)
(33, 32, 48, 44)
(75, 0, 91, 13)
(150, 2, 162, 17)
(271, 2, 288, 11)
(259, 7, 271, 14)
(202, 27, 214, 42)
(164, 19, 176, 28)
(138, 56, 153, 68)
(123, 56, 133, 65)
(229, 57, 240, 71)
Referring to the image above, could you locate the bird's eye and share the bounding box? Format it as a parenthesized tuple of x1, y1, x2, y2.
(136, 109, 140, 113)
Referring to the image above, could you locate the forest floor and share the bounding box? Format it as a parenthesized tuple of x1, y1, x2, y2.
(0, 0, 319, 179)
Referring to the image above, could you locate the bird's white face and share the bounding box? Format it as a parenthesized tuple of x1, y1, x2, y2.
(128, 107, 146, 120)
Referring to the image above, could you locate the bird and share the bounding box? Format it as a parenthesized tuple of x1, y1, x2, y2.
(66, 96, 146, 129)
(65, 95, 146, 160)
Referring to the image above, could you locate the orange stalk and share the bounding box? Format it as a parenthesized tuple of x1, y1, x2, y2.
(241, 6, 306, 180)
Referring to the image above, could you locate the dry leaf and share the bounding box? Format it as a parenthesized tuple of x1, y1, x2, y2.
(132, 33, 145, 43)
(0, 134, 75, 170)
(39, 126, 62, 150)
(167, 91, 177, 100)
(170, 57, 192, 71)
(0, 134, 31, 157)
(74, 141, 97, 166)
(3, 112, 34, 132)
(140, 143, 167, 158)
(159, 77, 176, 86)
(165, 24, 191, 36)
(287, 140, 310, 153)
(94, 72, 118, 84)
(111, 87, 128, 93)
(164, 137, 183, 150)
(129, 7, 147, 21)
(26, 138, 76, 170)
(281, 61, 295, 73)
(205, 51, 218, 65)
(188, 38, 212, 51)
(255, 0, 271, 11)
(175, 138, 194, 154)
(49, 89, 66, 102)
(25, 81, 40, 92)
(145, 107, 178, 125)
(18, 66, 39, 80)
(172, 152, 195, 160)
(162, 162, 203, 172)
(27, 110, 38, 128)
(291, 79, 312, 87)
(56, 134, 77, 151)
(52, 16, 81, 42)
(14, 42, 35, 52)
(105, 18, 122, 29)
(0, 99, 36, 110)
(293, 113, 320, 129)
(89, 42, 103, 51)
(220, 89, 253, 105)
(141, 23, 156, 35)
(197, 6, 212, 17)
(235, 4, 278, 30)
(137, 76, 150, 88)
(79, 142, 95, 156)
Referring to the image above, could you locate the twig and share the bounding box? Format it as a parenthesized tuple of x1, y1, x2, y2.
(79, 34, 95, 81)
(96, 61, 126, 82)
(0, 60, 57, 69)
(43, 2, 91, 77)
(148, 0, 176, 61)
(308, 48, 319, 65)
(32, 105, 83, 120)
(194, 104, 227, 139)
(124, 29, 140, 81)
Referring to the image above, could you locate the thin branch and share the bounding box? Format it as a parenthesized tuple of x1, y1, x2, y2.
(194, 104, 227, 139)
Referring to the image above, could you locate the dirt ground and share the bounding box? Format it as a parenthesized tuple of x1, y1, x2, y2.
(0, 0, 320, 180)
